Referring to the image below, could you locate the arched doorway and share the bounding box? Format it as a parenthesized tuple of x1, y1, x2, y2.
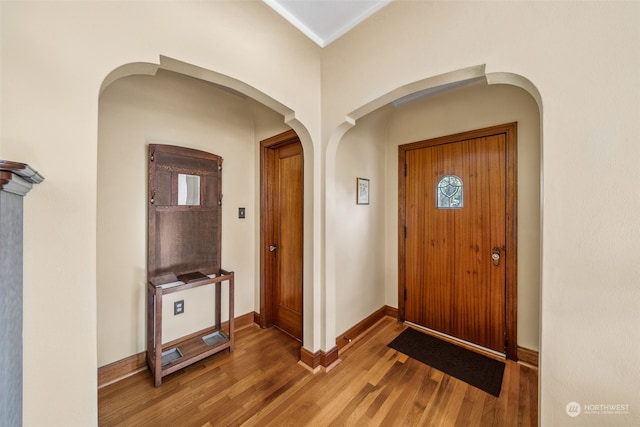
(96, 60, 316, 384)
(328, 69, 542, 365)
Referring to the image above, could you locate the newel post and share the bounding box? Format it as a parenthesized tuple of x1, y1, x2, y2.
(0, 161, 44, 426)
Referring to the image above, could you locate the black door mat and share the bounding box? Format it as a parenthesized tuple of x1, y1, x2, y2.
(388, 327, 505, 397)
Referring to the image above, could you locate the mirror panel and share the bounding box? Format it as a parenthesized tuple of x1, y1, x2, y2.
(178, 173, 200, 206)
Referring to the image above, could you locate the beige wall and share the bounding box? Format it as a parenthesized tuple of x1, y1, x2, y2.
(335, 107, 391, 334)
(2, 0, 639, 426)
(1, 2, 319, 425)
(97, 70, 288, 366)
(323, 2, 639, 425)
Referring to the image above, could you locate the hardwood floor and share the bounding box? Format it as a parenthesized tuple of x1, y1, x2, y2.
(98, 317, 538, 426)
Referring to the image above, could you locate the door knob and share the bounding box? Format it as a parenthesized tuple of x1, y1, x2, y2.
(269, 245, 278, 252)
(491, 247, 501, 267)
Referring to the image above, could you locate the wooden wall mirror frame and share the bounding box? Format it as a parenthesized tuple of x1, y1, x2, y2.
(147, 143, 224, 282)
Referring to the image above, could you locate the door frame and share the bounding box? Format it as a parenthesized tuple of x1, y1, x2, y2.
(398, 122, 518, 360)
(259, 129, 303, 331)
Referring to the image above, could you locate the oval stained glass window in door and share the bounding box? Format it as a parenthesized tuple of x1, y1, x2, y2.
(437, 175, 463, 208)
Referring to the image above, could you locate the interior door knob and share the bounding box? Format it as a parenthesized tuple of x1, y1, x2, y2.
(269, 245, 278, 252)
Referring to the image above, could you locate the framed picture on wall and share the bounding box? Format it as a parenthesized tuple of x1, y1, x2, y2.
(357, 177, 369, 205)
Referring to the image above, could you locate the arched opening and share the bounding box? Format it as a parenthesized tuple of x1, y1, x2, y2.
(327, 68, 542, 365)
(96, 60, 316, 379)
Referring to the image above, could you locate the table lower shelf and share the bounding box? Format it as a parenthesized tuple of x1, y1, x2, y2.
(149, 328, 232, 382)
(147, 270, 234, 386)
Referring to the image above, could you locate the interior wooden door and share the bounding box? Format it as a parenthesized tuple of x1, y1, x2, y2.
(399, 124, 516, 354)
(261, 130, 304, 342)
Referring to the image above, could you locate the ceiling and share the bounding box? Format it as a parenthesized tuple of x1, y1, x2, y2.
(263, 0, 392, 47)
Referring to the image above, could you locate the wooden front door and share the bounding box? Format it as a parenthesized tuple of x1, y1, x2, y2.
(260, 130, 304, 341)
(399, 123, 517, 355)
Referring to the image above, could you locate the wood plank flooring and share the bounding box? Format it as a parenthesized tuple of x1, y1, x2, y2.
(98, 317, 537, 426)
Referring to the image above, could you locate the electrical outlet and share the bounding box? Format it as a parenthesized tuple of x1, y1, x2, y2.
(174, 300, 184, 315)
